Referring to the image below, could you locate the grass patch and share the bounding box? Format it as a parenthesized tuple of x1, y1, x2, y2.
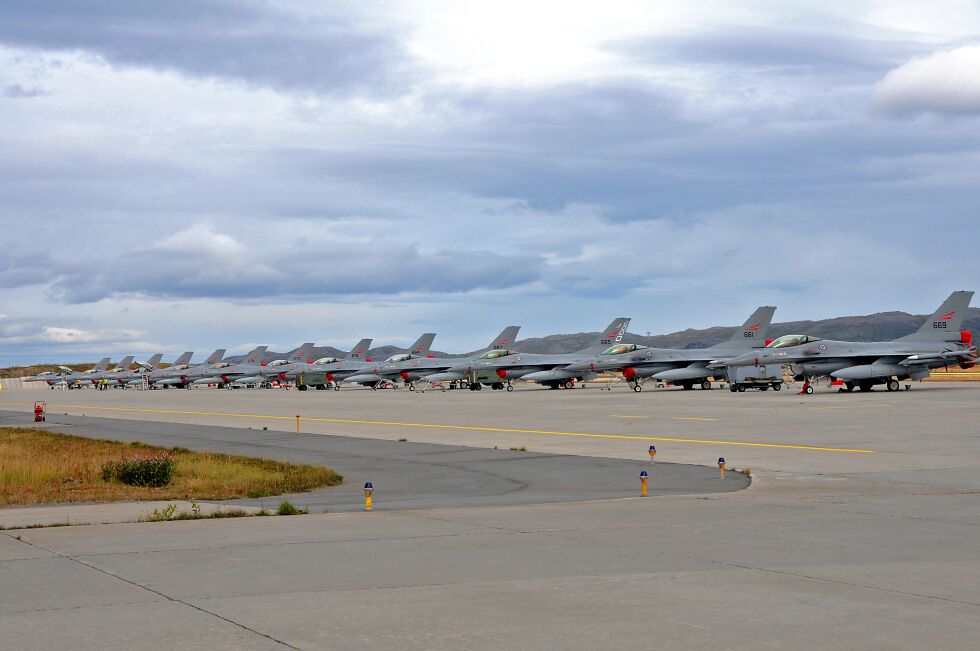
(0, 427, 342, 506)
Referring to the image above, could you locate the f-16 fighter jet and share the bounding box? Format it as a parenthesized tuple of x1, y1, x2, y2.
(339, 333, 438, 389)
(188, 345, 273, 387)
(27, 357, 110, 388)
(436, 318, 632, 390)
(381, 326, 521, 390)
(152, 349, 226, 389)
(566, 306, 776, 392)
(723, 291, 975, 394)
(285, 338, 375, 390)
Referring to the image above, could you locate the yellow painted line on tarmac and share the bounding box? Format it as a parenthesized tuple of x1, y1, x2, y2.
(610, 414, 650, 420)
(671, 417, 720, 421)
(38, 403, 875, 454)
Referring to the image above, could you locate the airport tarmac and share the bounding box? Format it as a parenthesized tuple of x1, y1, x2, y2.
(1, 384, 978, 649)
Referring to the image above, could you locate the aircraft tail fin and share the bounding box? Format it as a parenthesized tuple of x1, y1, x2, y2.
(115, 355, 134, 370)
(897, 291, 974, 341)
(408, 333, 436, 357)
(288, 343, 315, 363)
(347, 339, 373, 360)
(204, 349, 226, 365)
(145, 354, 163, 368)
(172, 351, 194, 366)
(489, 326, 521, 350)
(95, 357, 111, 371)
(714, 306, 777, 349)
(245, 346, 268, 364)
(580, 318, 631, 352)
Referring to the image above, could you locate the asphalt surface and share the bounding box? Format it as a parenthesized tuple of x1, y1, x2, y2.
(0, 410, 745, 511)
(1, 384, 978, 650)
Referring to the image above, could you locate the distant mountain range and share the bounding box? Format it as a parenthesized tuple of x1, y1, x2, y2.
(230, 307, 980, 362)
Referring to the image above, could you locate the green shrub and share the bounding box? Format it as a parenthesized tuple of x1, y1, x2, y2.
(101, 454, 175, 487)
(277, 500, 304, 515)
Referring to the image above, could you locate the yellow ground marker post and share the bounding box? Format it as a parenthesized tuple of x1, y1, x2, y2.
(296, 414, 300, 433)
(648, 445, 657, 464)
(364, 482, 373, 511)
(640, 470, 649, 496)
(718, 457, 726, 480)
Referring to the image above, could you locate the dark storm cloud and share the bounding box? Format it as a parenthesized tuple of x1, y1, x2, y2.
(43, 241, 542, 303)
(0, 0, 412, 94)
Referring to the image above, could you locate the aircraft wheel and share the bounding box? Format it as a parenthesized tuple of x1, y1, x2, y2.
(805, 385, 814, 395)
(737, 384, 747, 392)
(730, 384, 738, 393)
(333, 384, 340, 391)
(475, 383, 483, 391)
(506, 384, 513, 392)
(633, 384, 642, 393)
(700, 380, 712, 390)
(887, 379, 900, 392)
(772, 383, 782, 391)
(409, 384, 415, 391)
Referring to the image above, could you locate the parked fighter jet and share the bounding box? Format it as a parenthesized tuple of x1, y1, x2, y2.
(53, 357, 112, 389)
(153, 349, 226, 388)
(284, 338, 375, 389)
(565, 306, 777, 392)
(90, 356, 135, 386)
(340, 333, 438, 389)
(381, 326, 521, 390)
(26, 357, 107, 387)
(231, 343, 323, 386)
(722, 291, 976, 394)
(188, 345, 272, 387)
(111, 354, 164, 386)
(435, 318, 632, 390)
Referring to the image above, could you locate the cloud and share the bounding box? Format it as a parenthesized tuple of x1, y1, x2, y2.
(0, 1, 413, 95)
(872, 45, 980, 114)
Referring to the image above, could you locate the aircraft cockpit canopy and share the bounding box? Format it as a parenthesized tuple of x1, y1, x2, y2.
(313, 357, 339, 365)
(211, 362, 232, 368)
(601, 343, 641, 355)
(385, 353, 411, 363)
(479, 349, 514, 359)
(766, 335, 822, 349)
(266, 359, 288, 367)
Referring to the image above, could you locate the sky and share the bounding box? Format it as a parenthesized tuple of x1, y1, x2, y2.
(1, 0, 979, 364)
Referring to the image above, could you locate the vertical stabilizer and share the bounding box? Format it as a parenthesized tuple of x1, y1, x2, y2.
(897, 291, 974, 341)
(488, 326, 521, 350)
(714, 306, 777, 349)
(580, 318, 631, 353)
(204, 349, 226, 365)
(245, 346, 268, 364)
(408, 333, 436, 357)
(348, 339, 373, 360)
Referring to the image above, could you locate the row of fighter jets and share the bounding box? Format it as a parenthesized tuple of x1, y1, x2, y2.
(28, 291, 976, 395)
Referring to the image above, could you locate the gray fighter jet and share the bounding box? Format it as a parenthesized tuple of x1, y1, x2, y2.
(153, 349, 226, 388)
(436, 318, 632, 391)
(54, 357, 112, 389)
(565, 306, 777, 392)
(380, 326, 521, 390)
(340, 333, 438, 389)
(285, 338, 375, 390)
(722, 291, 976, 394)
(29, 357, 111, 388)
(230, 343, 324, 386)
(90, 356, 135, 386)
(188, 345, 272, 387)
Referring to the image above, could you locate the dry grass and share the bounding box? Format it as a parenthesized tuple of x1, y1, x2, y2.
(0, 427, 341, 506)
(923, 366, 980, 382)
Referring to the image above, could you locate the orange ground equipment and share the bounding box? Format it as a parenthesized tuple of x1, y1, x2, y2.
(33, 401, 46, 422)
